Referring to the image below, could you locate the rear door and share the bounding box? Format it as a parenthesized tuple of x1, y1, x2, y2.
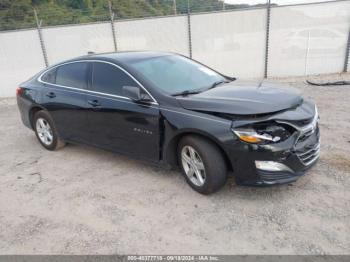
(86, 61, 160, 161)
(40, 61, 90, 142)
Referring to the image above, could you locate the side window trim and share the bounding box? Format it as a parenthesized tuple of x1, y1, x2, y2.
(38, 60, 158, 105)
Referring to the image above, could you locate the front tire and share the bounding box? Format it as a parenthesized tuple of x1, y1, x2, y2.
(33, 110, 65, 151)
(178, 136, 227, 194)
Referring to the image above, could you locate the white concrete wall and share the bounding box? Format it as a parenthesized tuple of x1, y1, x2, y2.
(269, 1, 350, 77)
(0, 1, 349, 97)
(116, 15, 189, 55)
(42, 22, 115, 65)
(0, 29, 45, 97)
(191, 8, 266, 78)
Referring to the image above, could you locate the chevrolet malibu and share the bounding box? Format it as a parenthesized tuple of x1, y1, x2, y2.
(17, 52, 320, 194)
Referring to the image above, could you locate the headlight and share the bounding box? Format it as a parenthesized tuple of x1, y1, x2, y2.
(233, 129, 279, 143)
(233, 123, 292, 144)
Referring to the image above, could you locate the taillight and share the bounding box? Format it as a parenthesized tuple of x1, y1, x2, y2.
(16, 87, 22, 96)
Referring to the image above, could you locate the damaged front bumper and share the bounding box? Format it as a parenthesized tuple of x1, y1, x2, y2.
(224, 101, 320, 186)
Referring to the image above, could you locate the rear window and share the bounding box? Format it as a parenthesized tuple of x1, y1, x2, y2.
(41, 68, 56, 84)
(55, 62, 88, 89)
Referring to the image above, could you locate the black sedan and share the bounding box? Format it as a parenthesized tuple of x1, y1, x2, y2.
(17, 51, 320, 194)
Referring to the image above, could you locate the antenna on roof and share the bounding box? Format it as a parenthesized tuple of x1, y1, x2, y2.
(87, 51, 95, 55)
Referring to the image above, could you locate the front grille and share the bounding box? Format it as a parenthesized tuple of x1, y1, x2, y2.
(295, 117, 320, 166)
(297, 123, 319, 143)
(294, 107, 320, 166)
(296, 142, 320, 165)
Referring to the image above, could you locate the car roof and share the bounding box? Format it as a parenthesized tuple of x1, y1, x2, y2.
(76, 51, 175, 64)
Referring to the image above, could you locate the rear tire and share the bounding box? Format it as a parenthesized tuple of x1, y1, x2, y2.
(178, 135, 227, 195)
(33, 110, 65, 151)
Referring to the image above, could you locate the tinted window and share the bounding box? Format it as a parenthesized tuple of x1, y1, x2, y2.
(56, 62, 88, 89)
(92, 62, 136, 96)
(41, 68, 56, 84)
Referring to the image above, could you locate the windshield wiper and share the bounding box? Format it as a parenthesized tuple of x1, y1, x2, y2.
(171, 77, 236, 97)
(207, 79, 231, 90)
(171, 89, 202, 97)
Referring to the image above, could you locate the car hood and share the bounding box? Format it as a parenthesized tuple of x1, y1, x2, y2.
(176, 79, 303, 115)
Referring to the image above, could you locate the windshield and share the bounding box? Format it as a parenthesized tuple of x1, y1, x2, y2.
(128, 55, 226, 95)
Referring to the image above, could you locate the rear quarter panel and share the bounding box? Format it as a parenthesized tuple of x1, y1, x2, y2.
(17, 80, 43, 129)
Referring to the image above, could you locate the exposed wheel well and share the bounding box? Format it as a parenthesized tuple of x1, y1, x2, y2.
(164, 132, 233, 172)
(29, 106, 43, 129)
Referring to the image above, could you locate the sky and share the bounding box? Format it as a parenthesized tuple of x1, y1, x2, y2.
(224, 0, 335, 5)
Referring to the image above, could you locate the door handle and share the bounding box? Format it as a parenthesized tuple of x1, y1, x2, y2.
(46, 92, 56, 98)
(88, 99, 101, 107)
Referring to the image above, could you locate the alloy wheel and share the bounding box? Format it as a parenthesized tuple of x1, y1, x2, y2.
(181, 145, 206, 187)
(36, 118, 53, 146)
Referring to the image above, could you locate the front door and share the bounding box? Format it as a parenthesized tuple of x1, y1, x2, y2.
(86, 61, 160, 161)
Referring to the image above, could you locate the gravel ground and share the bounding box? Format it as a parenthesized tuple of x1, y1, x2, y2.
(0, 73, 349, 255)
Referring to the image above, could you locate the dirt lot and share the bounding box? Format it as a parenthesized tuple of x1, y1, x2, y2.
(0, 74, 349, 255)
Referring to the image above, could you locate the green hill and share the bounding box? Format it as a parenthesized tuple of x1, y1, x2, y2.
(0, 0, 266, 31)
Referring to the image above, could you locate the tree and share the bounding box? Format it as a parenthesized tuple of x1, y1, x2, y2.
(0, 0, 248, 31)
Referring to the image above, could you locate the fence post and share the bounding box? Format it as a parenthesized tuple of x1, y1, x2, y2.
(173, 0, 177, 15)
(109, 1, 118, 52)
(187, 0, 192, 58)
(344, 28, 350, 72)
(264, 0, 271, 78)
(34, 9, 49, 67)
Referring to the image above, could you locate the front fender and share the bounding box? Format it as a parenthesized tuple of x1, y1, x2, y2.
(160, 107, 233, 168)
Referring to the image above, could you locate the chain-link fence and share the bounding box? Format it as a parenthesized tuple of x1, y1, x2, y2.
(0, 0, 350, 97)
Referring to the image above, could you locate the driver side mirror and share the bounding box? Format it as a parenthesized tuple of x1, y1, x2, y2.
(122, 86, 152, 103)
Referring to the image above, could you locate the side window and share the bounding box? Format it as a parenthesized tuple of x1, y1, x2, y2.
(92, 62, 137, 96)
(56, 62, 88, 89)
(41, 68, 56, 84)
